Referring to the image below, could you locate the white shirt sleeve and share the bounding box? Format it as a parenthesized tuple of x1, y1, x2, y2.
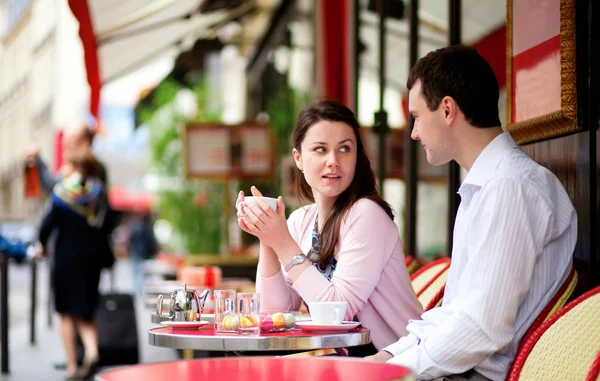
(385, 179, 552, 379)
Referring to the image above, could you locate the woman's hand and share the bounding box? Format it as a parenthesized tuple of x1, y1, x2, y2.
(238, 186, 292, 252)
(235, 190, 253, 235)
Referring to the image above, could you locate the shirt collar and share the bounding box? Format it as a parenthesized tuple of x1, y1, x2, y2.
(461, 132, 517, 188)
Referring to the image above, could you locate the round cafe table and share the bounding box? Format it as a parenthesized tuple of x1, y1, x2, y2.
(148, 326, 370, 352)
(151, 313, 215, 325)
(95, 357, 414, 381)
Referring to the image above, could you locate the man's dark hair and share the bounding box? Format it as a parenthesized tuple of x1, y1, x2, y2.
(407, 45, 501, 128)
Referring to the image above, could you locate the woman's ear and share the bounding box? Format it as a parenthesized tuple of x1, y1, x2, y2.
(292, 148, 303, 171)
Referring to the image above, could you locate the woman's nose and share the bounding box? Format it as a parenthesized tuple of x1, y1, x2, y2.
(327, 153, 340, 168)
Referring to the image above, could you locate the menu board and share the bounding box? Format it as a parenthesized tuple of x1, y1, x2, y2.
(184, 123, 274, 179)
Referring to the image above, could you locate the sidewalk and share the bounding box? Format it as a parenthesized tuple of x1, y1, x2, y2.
(2, 258, 178, 381)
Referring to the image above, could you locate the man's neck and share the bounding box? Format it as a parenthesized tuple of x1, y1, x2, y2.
(453, 126, 504, 171)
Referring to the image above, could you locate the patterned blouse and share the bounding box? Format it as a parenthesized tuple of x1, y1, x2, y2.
(307, 217, 338, 280)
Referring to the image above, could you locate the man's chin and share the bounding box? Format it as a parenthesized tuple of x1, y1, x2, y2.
(427, 157, 450, 166)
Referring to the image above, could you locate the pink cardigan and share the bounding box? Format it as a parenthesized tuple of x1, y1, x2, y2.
(256, 199, 423, 350)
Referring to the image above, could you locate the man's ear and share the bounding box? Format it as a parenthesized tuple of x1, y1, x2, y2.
(441, 96, 458, 126)
(292, 148, 303, 171)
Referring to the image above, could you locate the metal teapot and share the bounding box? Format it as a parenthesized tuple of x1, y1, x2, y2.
(156, 284, 210, 322)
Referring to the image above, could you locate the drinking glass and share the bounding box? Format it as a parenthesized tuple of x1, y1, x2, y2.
(237, 292, 260, 335)
(214, 290, 237, 332)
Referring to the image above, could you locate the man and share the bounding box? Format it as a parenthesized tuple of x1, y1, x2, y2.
(367, 45, 577, 380)
(27, 124, 108, 192)
(0, 233, 41, 260)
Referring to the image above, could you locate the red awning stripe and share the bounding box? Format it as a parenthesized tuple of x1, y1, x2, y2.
(68, 0, 102, 121)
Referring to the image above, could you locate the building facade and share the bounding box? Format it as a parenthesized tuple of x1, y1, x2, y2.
(0, 0, 88, 221)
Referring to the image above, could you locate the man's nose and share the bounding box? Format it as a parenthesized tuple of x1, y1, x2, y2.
(411, 125, 420, 141)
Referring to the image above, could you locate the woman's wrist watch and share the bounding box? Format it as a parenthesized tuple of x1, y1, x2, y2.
(284, 253, 307, 272)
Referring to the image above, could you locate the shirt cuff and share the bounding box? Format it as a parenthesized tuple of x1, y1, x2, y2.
(383, 334, 419, 357)
(386, 346, 419, 373)
(26, 245, 36, 259)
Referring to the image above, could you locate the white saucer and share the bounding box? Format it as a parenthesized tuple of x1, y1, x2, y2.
(296, 321, 361, 333)
(161, 321, 211, 330)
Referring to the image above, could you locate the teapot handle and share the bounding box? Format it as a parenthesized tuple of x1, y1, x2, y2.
(156, 294, 164, 317)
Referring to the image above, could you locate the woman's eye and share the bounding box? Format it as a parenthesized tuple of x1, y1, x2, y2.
(340, 146, 350, 153)
(315, 147, 325, 153)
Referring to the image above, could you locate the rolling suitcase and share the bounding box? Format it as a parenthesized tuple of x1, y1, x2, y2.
(95, 292, 139, 366)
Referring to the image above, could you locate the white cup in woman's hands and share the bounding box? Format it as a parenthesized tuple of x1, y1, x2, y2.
(243, 196, 278, 211)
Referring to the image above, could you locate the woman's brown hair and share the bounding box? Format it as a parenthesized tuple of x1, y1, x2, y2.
(292, 99, 393, 268)
(65, 148, 102, 180)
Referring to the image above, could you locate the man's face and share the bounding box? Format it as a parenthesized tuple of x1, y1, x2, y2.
(409, 81, 453, 166)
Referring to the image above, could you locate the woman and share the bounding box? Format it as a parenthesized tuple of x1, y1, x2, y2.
(39, 149, 111, 379)
(236, 100, 422, 356)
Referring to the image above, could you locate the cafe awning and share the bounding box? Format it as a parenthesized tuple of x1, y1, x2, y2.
(68, 0, 253, 120)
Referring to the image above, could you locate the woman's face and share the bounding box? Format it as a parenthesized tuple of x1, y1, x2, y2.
(293, 120, 357, 207)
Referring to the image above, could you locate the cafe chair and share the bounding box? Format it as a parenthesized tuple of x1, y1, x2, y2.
(405, 256, 419, 276)
(586, 350, 600, 381)
(410, 257, 451, 311)
(520, 267, 578, 343)
(506, 285, 600, 381)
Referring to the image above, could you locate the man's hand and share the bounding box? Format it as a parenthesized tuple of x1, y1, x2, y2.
(364, 351, 394, 362)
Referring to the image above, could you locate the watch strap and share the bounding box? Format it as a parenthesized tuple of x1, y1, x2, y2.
(284, 253, 306, 272)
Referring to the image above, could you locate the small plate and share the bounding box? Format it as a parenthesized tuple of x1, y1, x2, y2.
(296, 321, 361, 333)
(161, 321, 211, 330)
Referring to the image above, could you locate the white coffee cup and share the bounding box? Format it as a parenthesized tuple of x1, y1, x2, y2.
(307, 301, 348, 325)
(243, 196, 278, 211)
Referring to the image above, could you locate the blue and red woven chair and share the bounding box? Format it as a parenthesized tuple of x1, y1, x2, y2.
(506, 284, 600, 381)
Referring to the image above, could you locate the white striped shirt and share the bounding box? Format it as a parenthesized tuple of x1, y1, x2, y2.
(384, 132, 577, 380)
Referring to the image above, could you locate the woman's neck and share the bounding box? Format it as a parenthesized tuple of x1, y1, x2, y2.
(314, 199, 335, 234)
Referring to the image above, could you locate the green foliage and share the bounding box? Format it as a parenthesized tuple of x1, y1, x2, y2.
(266, 85, 311, 157)
(143, 77, 224, 255)
(156, 183, 224, 254)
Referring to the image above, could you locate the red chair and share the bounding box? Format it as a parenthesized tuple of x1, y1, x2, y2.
(506, 285, 600, 381)
(410, 258, 451, 311)
(587, 350, 600, 381)
(405, 256, 419, 276)
(519, 267, 578, 344)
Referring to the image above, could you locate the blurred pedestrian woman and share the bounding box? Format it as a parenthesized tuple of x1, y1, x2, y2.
(38, 148, 112, 379)
(236, 100, 422, 356)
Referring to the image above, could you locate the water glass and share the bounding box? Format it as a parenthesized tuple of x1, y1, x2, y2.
(237, 292, 260, 335)
(214, 290, 237, 332)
